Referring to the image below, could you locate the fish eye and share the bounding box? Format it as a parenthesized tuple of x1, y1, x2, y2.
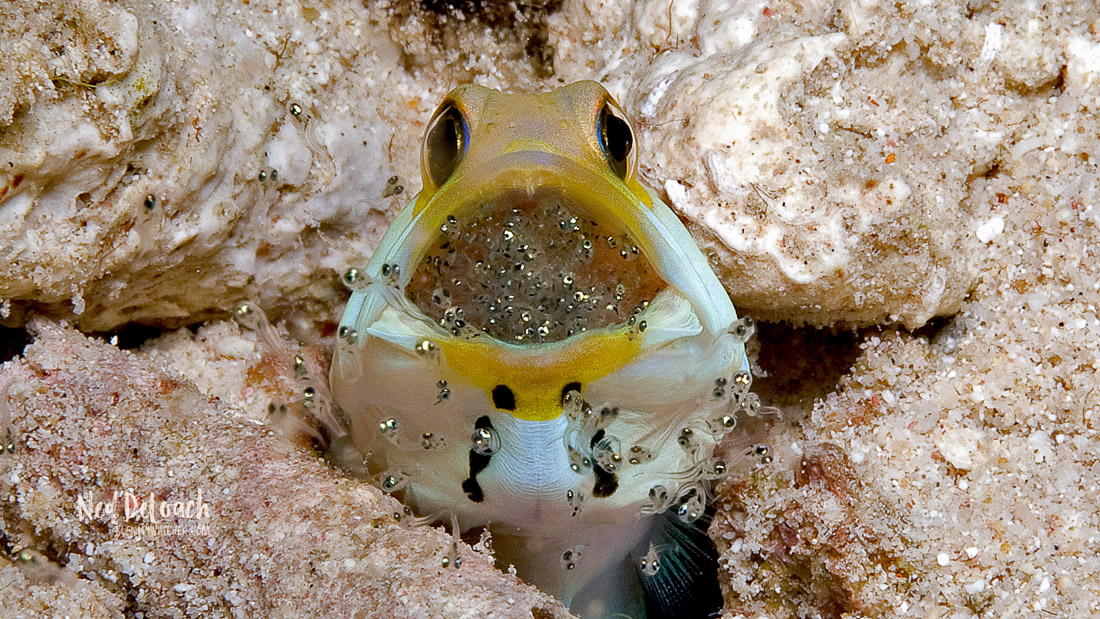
(598, 100, 635, 180)
(424, 101, 468, 187)
(491, 385, 516, 411)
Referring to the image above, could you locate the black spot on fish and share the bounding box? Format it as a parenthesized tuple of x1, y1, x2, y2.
(491, 385, 515, 411)
(461, 477, 484, 503)
(588, 428, 619, 497)
(592, 465, 618, 498)
(463, 415, 494, 503)
(561, 381, 581, 403)
(589, 428, 605, 450)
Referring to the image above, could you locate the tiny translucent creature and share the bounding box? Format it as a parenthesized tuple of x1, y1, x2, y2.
(234, 303, 345, 448)
(639, 543, 662, 576)
(330, 82, 754, 618)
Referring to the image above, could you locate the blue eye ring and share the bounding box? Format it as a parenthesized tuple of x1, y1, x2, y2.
(425, 101, 469, 187)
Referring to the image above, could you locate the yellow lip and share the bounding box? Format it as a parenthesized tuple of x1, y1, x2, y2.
(437, 323, 642, 421)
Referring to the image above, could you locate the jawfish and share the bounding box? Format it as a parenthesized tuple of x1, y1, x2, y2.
(331, 81, 754, 618)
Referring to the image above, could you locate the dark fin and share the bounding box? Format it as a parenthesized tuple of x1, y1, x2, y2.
(633, 507, 723, 619)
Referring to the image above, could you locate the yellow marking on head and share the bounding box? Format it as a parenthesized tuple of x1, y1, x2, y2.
(413, 81, 653, 219)
(438, 329, 642, 421)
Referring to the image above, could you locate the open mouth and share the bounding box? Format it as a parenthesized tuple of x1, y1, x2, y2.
(405, 188, 668, 343)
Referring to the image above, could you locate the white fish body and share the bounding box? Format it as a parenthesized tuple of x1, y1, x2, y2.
(331, 81, 752, 616)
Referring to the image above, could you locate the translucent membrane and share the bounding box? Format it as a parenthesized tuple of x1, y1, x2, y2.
(406, 191, 667, 342)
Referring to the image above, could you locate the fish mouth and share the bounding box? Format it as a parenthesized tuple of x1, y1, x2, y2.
(404, 185, 668, 344)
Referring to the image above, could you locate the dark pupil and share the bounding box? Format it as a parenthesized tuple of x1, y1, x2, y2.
(427, 104, 465, 186)
(491, 385, 516, 411)
(599, 104, 632, 179)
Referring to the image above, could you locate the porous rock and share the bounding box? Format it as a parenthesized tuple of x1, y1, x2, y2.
(550, 0, 1096, 327)
(708, 58, 1100, 616)
(0, 0, 423, 330)
(0, 320, 569, 618)
(0, 0, 569, 333)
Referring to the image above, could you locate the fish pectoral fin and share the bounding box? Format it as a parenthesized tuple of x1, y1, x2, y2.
(362, 298, 442, 355)
(635, 289, 702, 348)
(632, 507, 724, 619)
